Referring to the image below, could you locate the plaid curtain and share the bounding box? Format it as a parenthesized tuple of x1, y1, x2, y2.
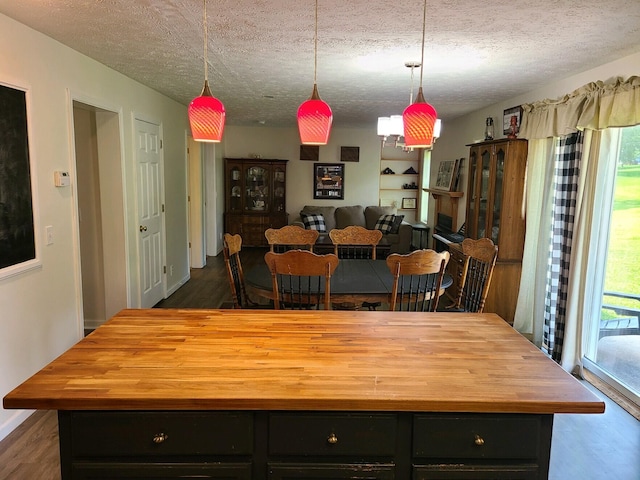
(542, 131, 584, 361)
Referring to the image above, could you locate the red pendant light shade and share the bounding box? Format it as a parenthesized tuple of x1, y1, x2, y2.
(298, 84, 333, 145)
(189, 80, 226, 142)
(403, 87, 437, 148)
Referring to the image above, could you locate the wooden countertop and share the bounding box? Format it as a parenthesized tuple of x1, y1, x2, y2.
(3, 309, 604, 414)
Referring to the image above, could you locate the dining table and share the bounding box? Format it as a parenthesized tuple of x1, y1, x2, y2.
(245, 258, 453, 305)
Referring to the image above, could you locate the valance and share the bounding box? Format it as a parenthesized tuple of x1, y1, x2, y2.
(520, 76, 640, 139)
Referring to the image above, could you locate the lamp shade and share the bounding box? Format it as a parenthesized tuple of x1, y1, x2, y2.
(403, 87, 437, 148)
(188, 80, 226, 143)
(297, 84, 333, 145)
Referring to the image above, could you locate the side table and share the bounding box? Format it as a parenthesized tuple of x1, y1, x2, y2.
(411, 223, 430, 250)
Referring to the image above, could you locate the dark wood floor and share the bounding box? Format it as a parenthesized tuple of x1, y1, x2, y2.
(2, 249, 638, 479)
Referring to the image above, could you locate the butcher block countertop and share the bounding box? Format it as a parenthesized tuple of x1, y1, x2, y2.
(3, 309, 604, 414)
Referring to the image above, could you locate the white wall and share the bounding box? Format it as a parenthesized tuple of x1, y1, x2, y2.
(224, 126, 383, 221)
(0, 13, 189, 440)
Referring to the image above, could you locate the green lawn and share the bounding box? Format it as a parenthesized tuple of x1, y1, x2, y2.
(603, 164, 640, 311)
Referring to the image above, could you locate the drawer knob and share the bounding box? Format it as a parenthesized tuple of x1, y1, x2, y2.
(152, 433, 169, 444)
(474, 434, 485, 446)
(327, 433, 338, 445)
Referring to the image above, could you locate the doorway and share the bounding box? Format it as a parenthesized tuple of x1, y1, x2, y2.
(72, 102, 127, 331)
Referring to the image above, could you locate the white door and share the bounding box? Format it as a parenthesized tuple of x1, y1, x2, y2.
(135, 118, 165, 307)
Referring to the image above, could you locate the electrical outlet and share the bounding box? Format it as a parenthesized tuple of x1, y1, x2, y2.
(45, 225, 54, 245)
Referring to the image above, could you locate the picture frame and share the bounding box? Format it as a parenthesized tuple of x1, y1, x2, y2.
(503, 105, 523, 135)
(0, 82, 41, 279)
(314, 163, 344, 200)
(434, 159, 457, 191)
(402, 197, 417, 210)
(340, 146, 359, 162)
(300, 145, 319, 161)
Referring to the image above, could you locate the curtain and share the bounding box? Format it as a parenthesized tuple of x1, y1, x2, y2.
(514, 76, 640, 371)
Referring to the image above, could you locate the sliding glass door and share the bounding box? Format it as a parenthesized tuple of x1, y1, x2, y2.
(584, 125, 640, 406)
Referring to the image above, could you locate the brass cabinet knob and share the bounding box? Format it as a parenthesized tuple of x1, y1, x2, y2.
(152, 432, 168, 444)
(327, 433, 338, 445)
(474, 434, 485, 446)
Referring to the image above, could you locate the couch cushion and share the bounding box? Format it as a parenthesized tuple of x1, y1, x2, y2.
(374, 214, 396, 233)
(300, 212, 327, 232)
(335, 205, 366, 229)
(365, 206, 397, 230)
(300, 206, 336, 231)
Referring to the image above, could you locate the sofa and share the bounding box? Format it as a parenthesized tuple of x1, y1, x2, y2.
(290, 205, 413, 254)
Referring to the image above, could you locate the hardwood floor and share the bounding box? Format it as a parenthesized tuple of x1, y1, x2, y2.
(1, 248, 638, 480)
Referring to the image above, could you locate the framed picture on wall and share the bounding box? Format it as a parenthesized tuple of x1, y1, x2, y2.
(340, 146, 359, 162)
(402, 197, 417, 210)
(300, 145, 319, 161)
(314, 163, 344, 199)
(434, 159, 457, 191)
(0, 82, 41, 279)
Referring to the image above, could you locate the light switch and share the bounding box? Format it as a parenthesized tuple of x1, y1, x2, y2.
(45, 225, 54, 245)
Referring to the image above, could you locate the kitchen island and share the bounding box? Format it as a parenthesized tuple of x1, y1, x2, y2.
(3, 309, 604, 479)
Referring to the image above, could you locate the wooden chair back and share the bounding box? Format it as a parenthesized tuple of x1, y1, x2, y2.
(329, 225, 383, 259)
(265, 225, 319, 253)
(223, 233, 255, 309)
(453, 238, 498, 313)
(386, 249, 450, 312)
(264, 250, 339, 310)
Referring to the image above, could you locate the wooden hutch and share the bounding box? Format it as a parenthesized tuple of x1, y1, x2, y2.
(224, 158, 288, 247)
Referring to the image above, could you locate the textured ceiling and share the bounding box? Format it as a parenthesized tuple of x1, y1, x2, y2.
(1, 0, 639, 129)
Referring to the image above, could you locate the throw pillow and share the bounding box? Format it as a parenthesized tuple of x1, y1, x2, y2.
(301, 212, 327, 232)
(390, 214, 405, 234)
(374, 214, 395, 234)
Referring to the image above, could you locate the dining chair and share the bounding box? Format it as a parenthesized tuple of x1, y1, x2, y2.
(265, 225, 320, 253)
(449, 238, 498, 313)
(223, 233, 270, 309)
(264, 250, 339, 310)
(329, 225, 384, 310)
(386, 249, 450, 312)
(329, 225, 383, 260)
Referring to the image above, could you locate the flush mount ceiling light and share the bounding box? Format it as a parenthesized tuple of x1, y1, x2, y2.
(297, 0, 333, 145)
(188, 0, 226, 143)
(403, 0, 438, 148)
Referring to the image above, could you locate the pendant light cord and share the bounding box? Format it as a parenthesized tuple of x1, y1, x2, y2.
(419, 0, 426, 88)
(203, 0, 208, 82)
(314, 0, 318, 85)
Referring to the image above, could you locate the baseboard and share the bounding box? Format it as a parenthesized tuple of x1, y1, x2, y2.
(166, 273, 190, 297)
(584, 369, 640, 421)
(0, 409, 34, 443)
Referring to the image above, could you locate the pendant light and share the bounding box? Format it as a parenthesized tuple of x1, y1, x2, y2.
(297, 0, 333, 145)
(188, 0, 226, 143)
(403, 0, 437, 148)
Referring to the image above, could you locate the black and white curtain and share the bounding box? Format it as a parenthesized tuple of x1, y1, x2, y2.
(542, 132, 583, 361)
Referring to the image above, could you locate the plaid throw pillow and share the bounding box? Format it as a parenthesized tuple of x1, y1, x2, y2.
(301, 213, 326, 232)
(375, 214, 395, 234)
(390, 214, 405, 234)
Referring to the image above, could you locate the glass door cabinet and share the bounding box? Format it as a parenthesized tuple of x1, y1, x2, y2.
(225, 158, 288, 246)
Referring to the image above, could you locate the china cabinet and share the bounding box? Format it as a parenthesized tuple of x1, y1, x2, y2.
(464, 139, 527, 324)
(225, 158, 288, 246)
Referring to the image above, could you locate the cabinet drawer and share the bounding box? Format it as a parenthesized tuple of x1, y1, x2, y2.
(69, 412, 253, 457)
(269, 413, 397, 456)
(413, 414, 542, 459)
(72, 462, 252, 479)
(269, 463, 395, 479)
(413, 464, 538, 479)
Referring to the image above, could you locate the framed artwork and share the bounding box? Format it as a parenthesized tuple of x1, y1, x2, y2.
(503, 105, 523, 135)
(402, 197, 417, 210)
(0, 82, 41, 279)
(340, 146, 359, 162)
(300, 145, 319, 161)
(314, 163, 344, 200)
(434, 159, 457, 190)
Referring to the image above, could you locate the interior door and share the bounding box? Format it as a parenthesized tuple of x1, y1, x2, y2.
(135, 118, 165, 307)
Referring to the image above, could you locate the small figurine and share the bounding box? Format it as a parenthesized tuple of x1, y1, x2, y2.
(508, 115, 519, 139)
